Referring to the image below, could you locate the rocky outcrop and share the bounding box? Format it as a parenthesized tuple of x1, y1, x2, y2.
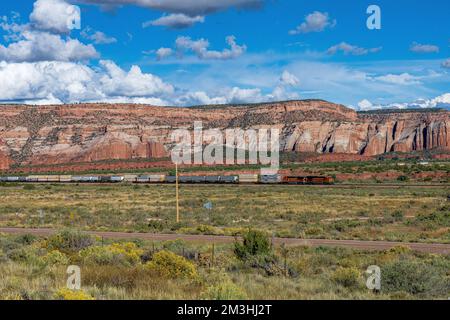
(0, 138, 12, 170)
(0, 101, 448, 169)
(0, 151, 11, 170)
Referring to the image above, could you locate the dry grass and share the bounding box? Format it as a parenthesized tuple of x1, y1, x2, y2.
(0, 184, 448, 242)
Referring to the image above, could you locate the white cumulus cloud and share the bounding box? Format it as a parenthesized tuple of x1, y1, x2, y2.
(29, 0, 79, 34)
(289, 11, 335, 35)
(327, 42, 382, 56)
(174, 35, 246, 60)
(155, 47, 173, 60)
(143, 14, 204, 29)
(0, 60, 173, 104)
(374, 73, 421, 85)
(410, 42, 439, 53)
(79, 0, 263, 16)
(81, 28, 117, 44)
(280, 70, 299, 86)
(0, 30, 98, 62)
(355, 93, 450, 111)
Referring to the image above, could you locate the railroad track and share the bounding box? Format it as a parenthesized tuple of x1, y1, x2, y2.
(0, 227, 449, 254)
(1, 182, 448, 188)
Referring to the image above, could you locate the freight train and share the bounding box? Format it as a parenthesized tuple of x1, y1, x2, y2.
(0, 174, 334, 185)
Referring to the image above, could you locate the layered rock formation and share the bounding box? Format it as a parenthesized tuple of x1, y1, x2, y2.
(0, 100, 448, 170)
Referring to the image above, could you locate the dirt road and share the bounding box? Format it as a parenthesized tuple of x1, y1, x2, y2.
(0, 227, 449, 254)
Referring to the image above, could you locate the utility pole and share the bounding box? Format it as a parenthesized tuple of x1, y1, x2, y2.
(176, 162, 180, 223)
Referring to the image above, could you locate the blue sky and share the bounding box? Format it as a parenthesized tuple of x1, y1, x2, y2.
(0, 0, 449, 109)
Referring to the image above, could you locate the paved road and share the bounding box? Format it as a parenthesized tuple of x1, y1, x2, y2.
(0, 227, 449, 254)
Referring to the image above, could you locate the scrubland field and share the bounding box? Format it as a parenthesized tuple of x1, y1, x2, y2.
(0, 230, 449, 300)
(0, 159, 449, 300)
(0, 183, 448, 243)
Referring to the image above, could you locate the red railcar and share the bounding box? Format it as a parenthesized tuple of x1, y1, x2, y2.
(282, 176, 334, 185)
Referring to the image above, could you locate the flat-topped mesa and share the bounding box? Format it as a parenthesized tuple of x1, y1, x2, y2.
(0, 100, 448, 169)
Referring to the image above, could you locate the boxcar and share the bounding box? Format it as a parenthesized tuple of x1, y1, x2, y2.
(205, 176, 221, 183)
(111, 176, 124, 183)
(71, 176, 83, 183)
(178, 176, 193, 183)
(239, 174, 259, 184)
(136, 175, 150, 183)
(260, 174, 281, 184)
(191, 176, 207, 183)
(26, 176, 39, 182)
(124, 175, 138, 182)
(47, 176, 59, 182)
(37, 176, 49, 183)
(59, 175, 72, 183)
(220, 176, 239, 183)
(165, 176, 176, 183)
(149, 175, 165, 183)
(77, 176, 98, 183)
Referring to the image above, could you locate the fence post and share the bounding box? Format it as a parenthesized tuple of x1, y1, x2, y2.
(211, 243, 215, 268)
(282, 243, 288, 277)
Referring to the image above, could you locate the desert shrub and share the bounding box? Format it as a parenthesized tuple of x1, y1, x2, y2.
(381, 259, 449, 296)
(79, 242, 143, 267)
(54, 288, 94, 300)
(46, 230, 94, 253)
(386, 245, 411, 255)
(397, 175, 409, 182)
(391, 211, 404, 221)
(200, 271, 247, 300)
(147, 220, 166, 231)
(15, 234, 38, 246)
(0, 238, 21, 254)
(0, 248, 7, 262)
(145, 250, 198, 280)
(7, 246, 46, 267)
(234, 230, 271, 260)
(412, 210, 450, 230)
(331, 220, 361, 232)
(178, 225, 223, 235)
(331, 267, 362, 289)
(161, 239, 187, 253)
(83, 265, 143, 289)
(43, 250, 69, 265)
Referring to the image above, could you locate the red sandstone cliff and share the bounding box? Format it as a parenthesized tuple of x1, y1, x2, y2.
(0, 100, 448, 170)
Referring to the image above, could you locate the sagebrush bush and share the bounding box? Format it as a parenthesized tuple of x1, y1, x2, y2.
(381, 260, 449, 296)
(234, 230, 271, 260)
(7, 245, 46, 267)
(331, 267, 362, 289)
(79, 242, 143, 267)
(83, 265, 144, 289)
(54, 288, 94, 300)
(145, 250, 198, 280)
(46, 230, 94, 252)
(0, 248, 7, 263)
(200, 270, 247, 300)
(43, 250, 69, 265)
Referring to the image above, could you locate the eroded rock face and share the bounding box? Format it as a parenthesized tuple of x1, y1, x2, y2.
(0, 151, 11, 170)
(0, 139, 12, 170)
(0, 101, 448, 169)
